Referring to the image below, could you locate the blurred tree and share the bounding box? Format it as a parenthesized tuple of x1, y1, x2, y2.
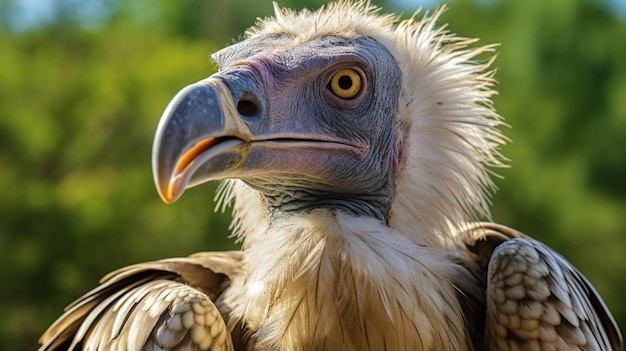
(0, 1, 237, 348)
(0, 0, 624, 349)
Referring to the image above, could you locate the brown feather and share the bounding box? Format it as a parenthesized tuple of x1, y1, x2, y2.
(459, 223, 623, 351)
(38, 251, 242, 351)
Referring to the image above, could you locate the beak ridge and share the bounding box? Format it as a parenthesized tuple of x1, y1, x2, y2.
(152, 79, 244, 203)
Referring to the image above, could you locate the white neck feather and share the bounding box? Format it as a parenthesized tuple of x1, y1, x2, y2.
(218, 182, 471, 350)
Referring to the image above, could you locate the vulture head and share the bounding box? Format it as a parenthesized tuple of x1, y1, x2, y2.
(153, 1, 505, 248)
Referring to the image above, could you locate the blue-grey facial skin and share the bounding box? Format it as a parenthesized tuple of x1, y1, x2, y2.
(210, 35, 403, 220)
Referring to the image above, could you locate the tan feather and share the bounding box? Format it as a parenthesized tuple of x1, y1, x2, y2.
(461, 222, 623, 350)
(39, 252, 241, 351)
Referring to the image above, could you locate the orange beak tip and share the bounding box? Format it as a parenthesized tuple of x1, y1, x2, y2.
(155, 178, 180, 204)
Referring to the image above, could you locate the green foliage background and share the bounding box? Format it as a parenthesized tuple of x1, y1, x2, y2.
(0, 0, 624, 349)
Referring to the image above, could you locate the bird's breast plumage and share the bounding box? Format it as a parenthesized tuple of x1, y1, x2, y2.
(221, 209, 472, 351)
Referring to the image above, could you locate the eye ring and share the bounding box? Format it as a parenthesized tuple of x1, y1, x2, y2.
(329, 68, 362, 99)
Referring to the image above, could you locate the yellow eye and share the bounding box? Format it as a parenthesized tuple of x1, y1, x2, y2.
(329, 68, 362, 99)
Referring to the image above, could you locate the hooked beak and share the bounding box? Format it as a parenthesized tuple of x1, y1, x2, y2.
(153, 71, 366, 205)
(152, 78, 250, 203)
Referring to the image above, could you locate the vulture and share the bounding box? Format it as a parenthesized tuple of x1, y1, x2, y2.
(39, 1, 623, 350)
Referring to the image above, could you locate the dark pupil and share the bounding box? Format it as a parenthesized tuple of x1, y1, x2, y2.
(338, 75, 352, 90)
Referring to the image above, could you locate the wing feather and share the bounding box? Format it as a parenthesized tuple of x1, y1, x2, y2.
(39, 251, 242, 351)
(463, 222, 622, 351)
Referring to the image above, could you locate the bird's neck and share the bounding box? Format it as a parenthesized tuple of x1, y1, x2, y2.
(223, 209, 471, 350)
(243, 176, 392, 222)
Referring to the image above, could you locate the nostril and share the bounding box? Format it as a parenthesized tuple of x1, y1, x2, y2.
(237, 99, 259, 117)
